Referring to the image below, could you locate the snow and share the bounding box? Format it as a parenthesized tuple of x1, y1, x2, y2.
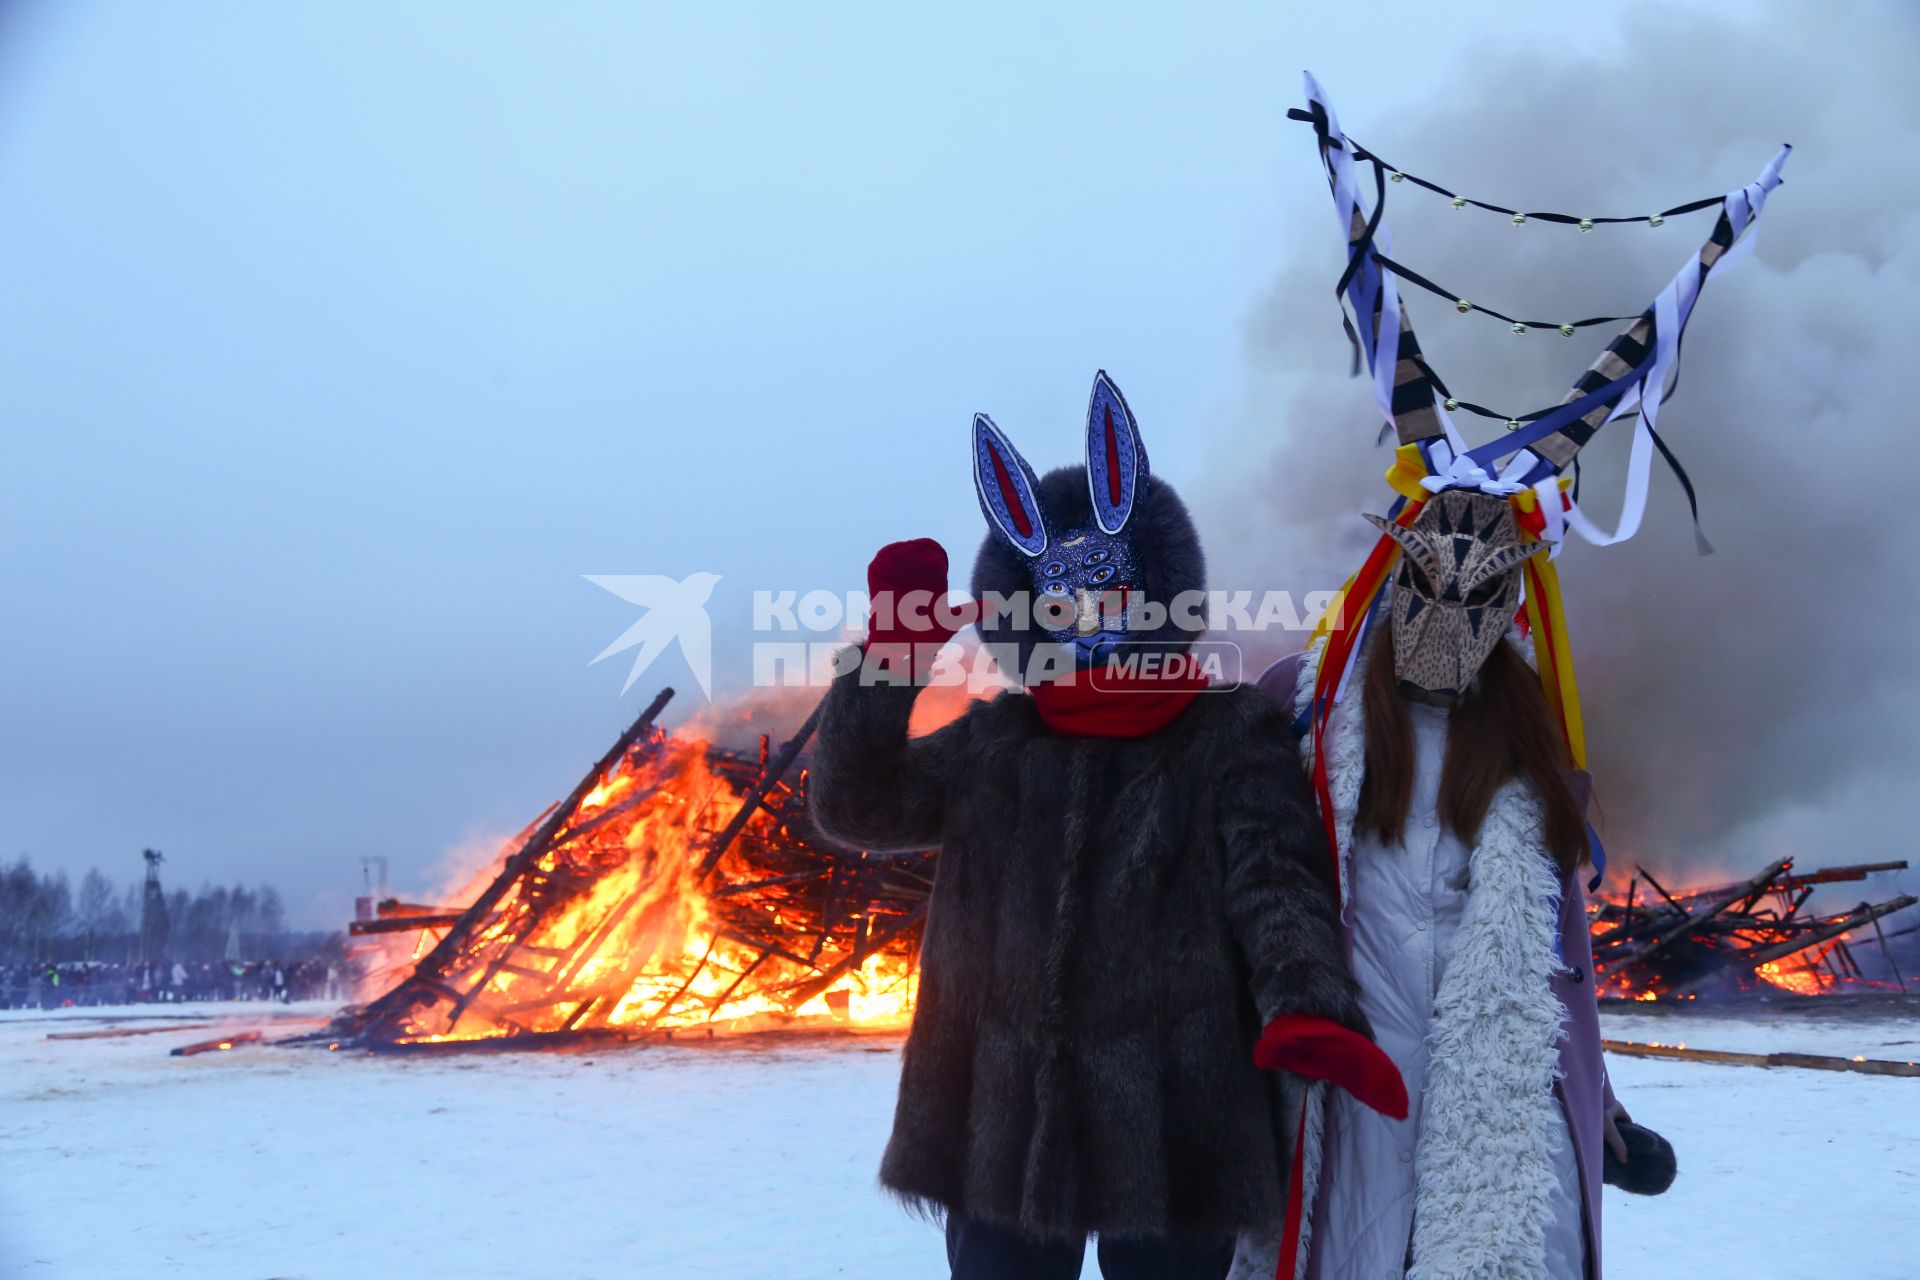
(2, 1000, 1916, 1279)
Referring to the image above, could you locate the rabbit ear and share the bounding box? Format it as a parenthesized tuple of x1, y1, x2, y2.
(972, 413, 1048, 557)
(1085, 370, 1149, 534)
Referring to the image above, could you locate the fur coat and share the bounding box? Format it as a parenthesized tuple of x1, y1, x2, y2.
(1229, 635, 1612, 1280)
(808, 663, 1364, 1241)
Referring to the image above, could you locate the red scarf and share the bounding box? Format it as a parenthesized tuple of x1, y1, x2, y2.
(1027, 664, 1211, 738)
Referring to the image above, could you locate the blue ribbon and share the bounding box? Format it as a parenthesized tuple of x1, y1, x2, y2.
(1463, 356, 1652, 477)
(1585, 819, 1609, 894)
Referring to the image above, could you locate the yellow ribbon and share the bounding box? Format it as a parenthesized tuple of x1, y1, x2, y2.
(1511, 482, 1587, 769)
(1306, 446, 1431, 646)
(1384, 443, 1431, 502)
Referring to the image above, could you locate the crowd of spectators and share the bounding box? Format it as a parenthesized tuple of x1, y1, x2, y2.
(1, 959, 347, 1010)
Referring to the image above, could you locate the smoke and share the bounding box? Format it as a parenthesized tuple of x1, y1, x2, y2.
(1202, 0, 1920, 884)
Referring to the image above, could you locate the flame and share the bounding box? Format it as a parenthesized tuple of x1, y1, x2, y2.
(373, 732, 923, 1045)
(1755, 950, 1833, 997)
(1590, 873, 1889, 1001)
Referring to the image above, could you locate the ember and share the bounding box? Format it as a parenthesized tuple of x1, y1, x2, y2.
(324, 689, 931, 1050)
(1591, 858, 1916, 1001)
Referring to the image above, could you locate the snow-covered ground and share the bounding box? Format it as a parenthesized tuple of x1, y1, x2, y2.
(2, 999, 1916, 1279)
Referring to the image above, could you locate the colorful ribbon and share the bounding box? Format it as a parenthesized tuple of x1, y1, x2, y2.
(1512, 482, 1587, 771)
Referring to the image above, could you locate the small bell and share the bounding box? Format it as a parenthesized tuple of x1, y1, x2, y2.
(1511, 322, 1528, 335)
(1450, 196, 1467, 210)
(1505, 419, 1522, 432)
(1559, 323, 1576, 337)
(1456, 298, 1472, 314)
(1649, 214, 1665, 228)
(1443, 398, 1459, 411)
(1390, 171, 1405, 183)
(1511, 212, 1527, 227)
(1578, 218, 1594, 233)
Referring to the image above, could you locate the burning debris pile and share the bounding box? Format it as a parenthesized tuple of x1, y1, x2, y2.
(320, 681, 1920, 1048)
(1591, 859, 1916, 1001)
(325, 689, 930, 1050)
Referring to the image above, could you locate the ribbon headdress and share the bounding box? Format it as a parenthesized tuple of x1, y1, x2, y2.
(1295, 70, 1787, 783)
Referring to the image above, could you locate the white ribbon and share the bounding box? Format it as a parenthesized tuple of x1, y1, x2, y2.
(1429, 396, 1473, 465)
(1373, 247, 1402, 433)
(1419, 453, 1527, 496)
(1531, 476, 1568, 559)
(1305, 71, 1415, 445)
(1537, 145, 1790, 549)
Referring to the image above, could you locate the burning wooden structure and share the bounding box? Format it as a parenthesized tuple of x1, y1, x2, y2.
(1591, 858, 1916, 1000)
(321, 681, 1920, 1047)
(325, 689, 931, 1050)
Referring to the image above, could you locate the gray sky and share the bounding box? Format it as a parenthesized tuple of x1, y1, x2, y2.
(7, 0, 1893, 927)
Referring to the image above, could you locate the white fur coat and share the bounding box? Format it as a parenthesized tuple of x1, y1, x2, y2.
(1231, 634, 1573, 1280)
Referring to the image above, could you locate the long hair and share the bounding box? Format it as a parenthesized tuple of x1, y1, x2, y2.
(1354, 623, 1586, 874)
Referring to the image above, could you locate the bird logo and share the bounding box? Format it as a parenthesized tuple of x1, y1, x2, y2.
(584, 572, 722, 698)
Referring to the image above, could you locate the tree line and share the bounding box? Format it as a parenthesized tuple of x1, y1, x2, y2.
(0, 855, 337, 965)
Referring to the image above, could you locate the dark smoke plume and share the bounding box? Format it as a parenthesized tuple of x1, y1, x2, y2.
(1202, 1, 1919, 889)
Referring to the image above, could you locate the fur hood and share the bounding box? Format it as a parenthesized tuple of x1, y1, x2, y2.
(969, 465, 1206, 666)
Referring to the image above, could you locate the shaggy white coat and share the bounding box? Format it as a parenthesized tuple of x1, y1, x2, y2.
(1230, 633, 1571, 1280)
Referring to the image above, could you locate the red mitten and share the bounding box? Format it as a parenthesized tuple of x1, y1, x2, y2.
(1255, 1014, 1409, 1121)
(864, 538, 972, 648)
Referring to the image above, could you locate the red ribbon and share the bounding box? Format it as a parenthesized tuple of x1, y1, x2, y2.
(1305, 498, 1424, 910)
(1281, 499, 1422, 1280)
(1275, 1093, 1311, 1280)
(1512, 487, 1571, 538)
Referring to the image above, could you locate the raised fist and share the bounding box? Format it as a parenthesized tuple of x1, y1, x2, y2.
(865, 539, 972, 648)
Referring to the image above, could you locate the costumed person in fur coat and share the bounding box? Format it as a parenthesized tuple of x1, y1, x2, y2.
(808, 371, 1407, 1280)
(1234, 487, 1635, 1280)
(1227, 73, 1769, 1278)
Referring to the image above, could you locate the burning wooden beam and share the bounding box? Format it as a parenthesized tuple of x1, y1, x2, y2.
(1779, 860, 1909, 889)
(48, 1022, 216, 1041)
(1604, 1038, 1920, 1078)
(1610, 857, 1792, 969)
(1662, 894, 1920, 997)
(334, 689, 678, 1043)
(1594, 857, 1918, 1000)
(350, 914, 464, 935)
(694, 700, 825, 881)
(170, 1030, 264, 1057)
(317, 687, 931, 1051)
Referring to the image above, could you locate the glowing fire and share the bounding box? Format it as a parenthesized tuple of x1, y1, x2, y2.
(1588, 857, 1909, 1002)
(365, 729, 925, 1046)
(1753, 939, 1845, 997)
(1754, 960, 1825, 996)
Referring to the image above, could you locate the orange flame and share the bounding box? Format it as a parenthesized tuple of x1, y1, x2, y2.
(378, 733, 922, 1045)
